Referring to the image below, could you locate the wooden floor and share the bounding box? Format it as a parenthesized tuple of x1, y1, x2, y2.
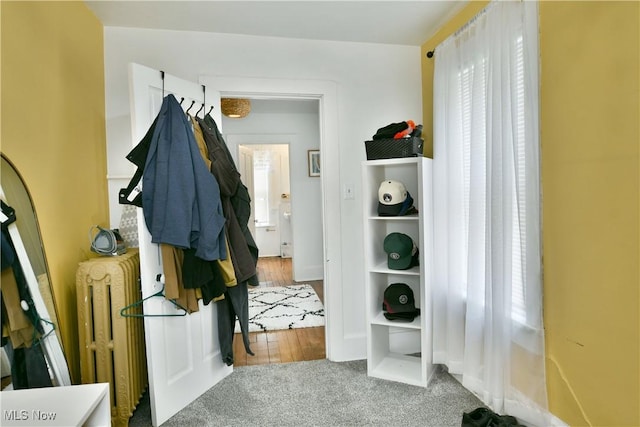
(232, 257, 326, 366)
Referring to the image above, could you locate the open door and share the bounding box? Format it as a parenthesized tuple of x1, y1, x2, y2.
(128, 63, 232, 426)
(238, 144, 290, 258)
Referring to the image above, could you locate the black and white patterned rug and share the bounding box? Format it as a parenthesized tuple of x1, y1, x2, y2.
(235, 284, 325, 332)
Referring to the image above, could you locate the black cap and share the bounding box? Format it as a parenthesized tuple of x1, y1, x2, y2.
(382, 283, 420, 321)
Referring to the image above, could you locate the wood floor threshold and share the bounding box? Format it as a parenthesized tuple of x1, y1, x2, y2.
(232, 257, 325, 367)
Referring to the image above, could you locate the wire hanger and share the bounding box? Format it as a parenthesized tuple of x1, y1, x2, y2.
(120, 277, 188, 318)
(33, 317, 56, 347)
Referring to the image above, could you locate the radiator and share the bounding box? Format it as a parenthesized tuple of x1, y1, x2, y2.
(76, 248, 147, 427)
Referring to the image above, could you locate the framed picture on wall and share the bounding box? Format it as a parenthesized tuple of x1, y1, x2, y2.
(308, 150, 320, 177)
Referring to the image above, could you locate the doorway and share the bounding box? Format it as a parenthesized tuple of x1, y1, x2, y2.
(202, 75, 347, 362)
(223, 98, 326, 365)
(222, 99, 324, 284)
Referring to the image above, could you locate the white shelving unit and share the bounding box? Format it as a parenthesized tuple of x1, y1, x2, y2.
(361, 157, 433, 387)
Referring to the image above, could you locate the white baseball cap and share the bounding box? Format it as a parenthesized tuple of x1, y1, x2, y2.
(377, 180, 417, 216)
(378, 180, 407, 205)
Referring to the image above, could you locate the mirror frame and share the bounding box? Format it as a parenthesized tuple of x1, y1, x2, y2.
(1, 152, 71, 386)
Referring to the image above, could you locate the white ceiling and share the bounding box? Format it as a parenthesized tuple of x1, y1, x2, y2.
(85, 0, 468, 47)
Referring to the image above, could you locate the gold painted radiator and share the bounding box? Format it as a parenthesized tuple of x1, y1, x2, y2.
(76, 248, 147, 427)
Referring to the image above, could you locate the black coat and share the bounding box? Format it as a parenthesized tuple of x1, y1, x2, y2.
(197, 115, 259, 284)
(197, 115, 260, 364)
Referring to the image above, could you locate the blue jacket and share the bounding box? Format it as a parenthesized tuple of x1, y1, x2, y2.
(142, 94, 226, 261)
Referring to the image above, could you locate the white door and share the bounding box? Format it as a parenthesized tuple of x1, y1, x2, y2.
(128, 63, 232, 426)
(238, 144, 290, 257)
(238, 145, 256, 240)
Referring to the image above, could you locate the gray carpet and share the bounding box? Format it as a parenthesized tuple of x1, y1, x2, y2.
(130, 359, 483, 427)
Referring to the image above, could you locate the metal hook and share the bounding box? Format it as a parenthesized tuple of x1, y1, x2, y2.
(186, 100, 195, 114)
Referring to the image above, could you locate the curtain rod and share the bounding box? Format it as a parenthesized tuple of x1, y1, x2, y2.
(425, 0, 494, 59)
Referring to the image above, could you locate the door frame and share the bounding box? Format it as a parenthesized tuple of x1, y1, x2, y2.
(200, 76, 344, 361)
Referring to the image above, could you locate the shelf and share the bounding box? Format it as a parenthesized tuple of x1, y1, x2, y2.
(362, 156, 433, 388)
(368, 353, 425, 387)
(363, 157, 421, 167)
(366, 214, 419, 221)
(370, 312, 421, 330)
(369, 261, 420, 275)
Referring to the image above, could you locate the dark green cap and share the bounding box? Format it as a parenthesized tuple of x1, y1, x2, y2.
(383, 232, 418, 270)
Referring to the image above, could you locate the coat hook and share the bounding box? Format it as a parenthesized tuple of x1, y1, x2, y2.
(186, 100, 195, 114)
(207, 106, 214, 115)
(179, 97, 185, 105)
(196, 103, 205, 117)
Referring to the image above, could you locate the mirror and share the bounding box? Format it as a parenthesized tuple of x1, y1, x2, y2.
(1, 153, 71, 388)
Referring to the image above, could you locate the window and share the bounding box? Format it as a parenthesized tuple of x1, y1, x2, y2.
(253, 150, 272, 226)
(456, 36, 530, 325)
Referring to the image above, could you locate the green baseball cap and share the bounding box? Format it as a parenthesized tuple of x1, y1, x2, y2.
(383, 232, 418, 270)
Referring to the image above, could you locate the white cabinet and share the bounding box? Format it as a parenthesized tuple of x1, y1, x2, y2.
(361, 157, 433, 387)
(1, 383, 110, 426)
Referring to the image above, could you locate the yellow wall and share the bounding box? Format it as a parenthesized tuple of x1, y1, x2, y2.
(422, 2, 640, 426)
(1, 1, 108, 383)
(540, 2, 639, 425)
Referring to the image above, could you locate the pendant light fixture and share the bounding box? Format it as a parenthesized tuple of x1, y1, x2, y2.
(221, 98, 251, 118)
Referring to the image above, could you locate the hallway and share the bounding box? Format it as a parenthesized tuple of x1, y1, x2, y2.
(232, 257, 325, 366)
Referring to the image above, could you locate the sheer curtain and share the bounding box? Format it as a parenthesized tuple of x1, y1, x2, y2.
(432, 1, 550, 425)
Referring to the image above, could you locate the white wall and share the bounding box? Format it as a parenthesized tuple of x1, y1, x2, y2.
(103, 28, 422, 360)
(223, 107, 323, 282)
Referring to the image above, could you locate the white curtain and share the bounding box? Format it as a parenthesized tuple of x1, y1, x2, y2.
(432, 1, 550, 425)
